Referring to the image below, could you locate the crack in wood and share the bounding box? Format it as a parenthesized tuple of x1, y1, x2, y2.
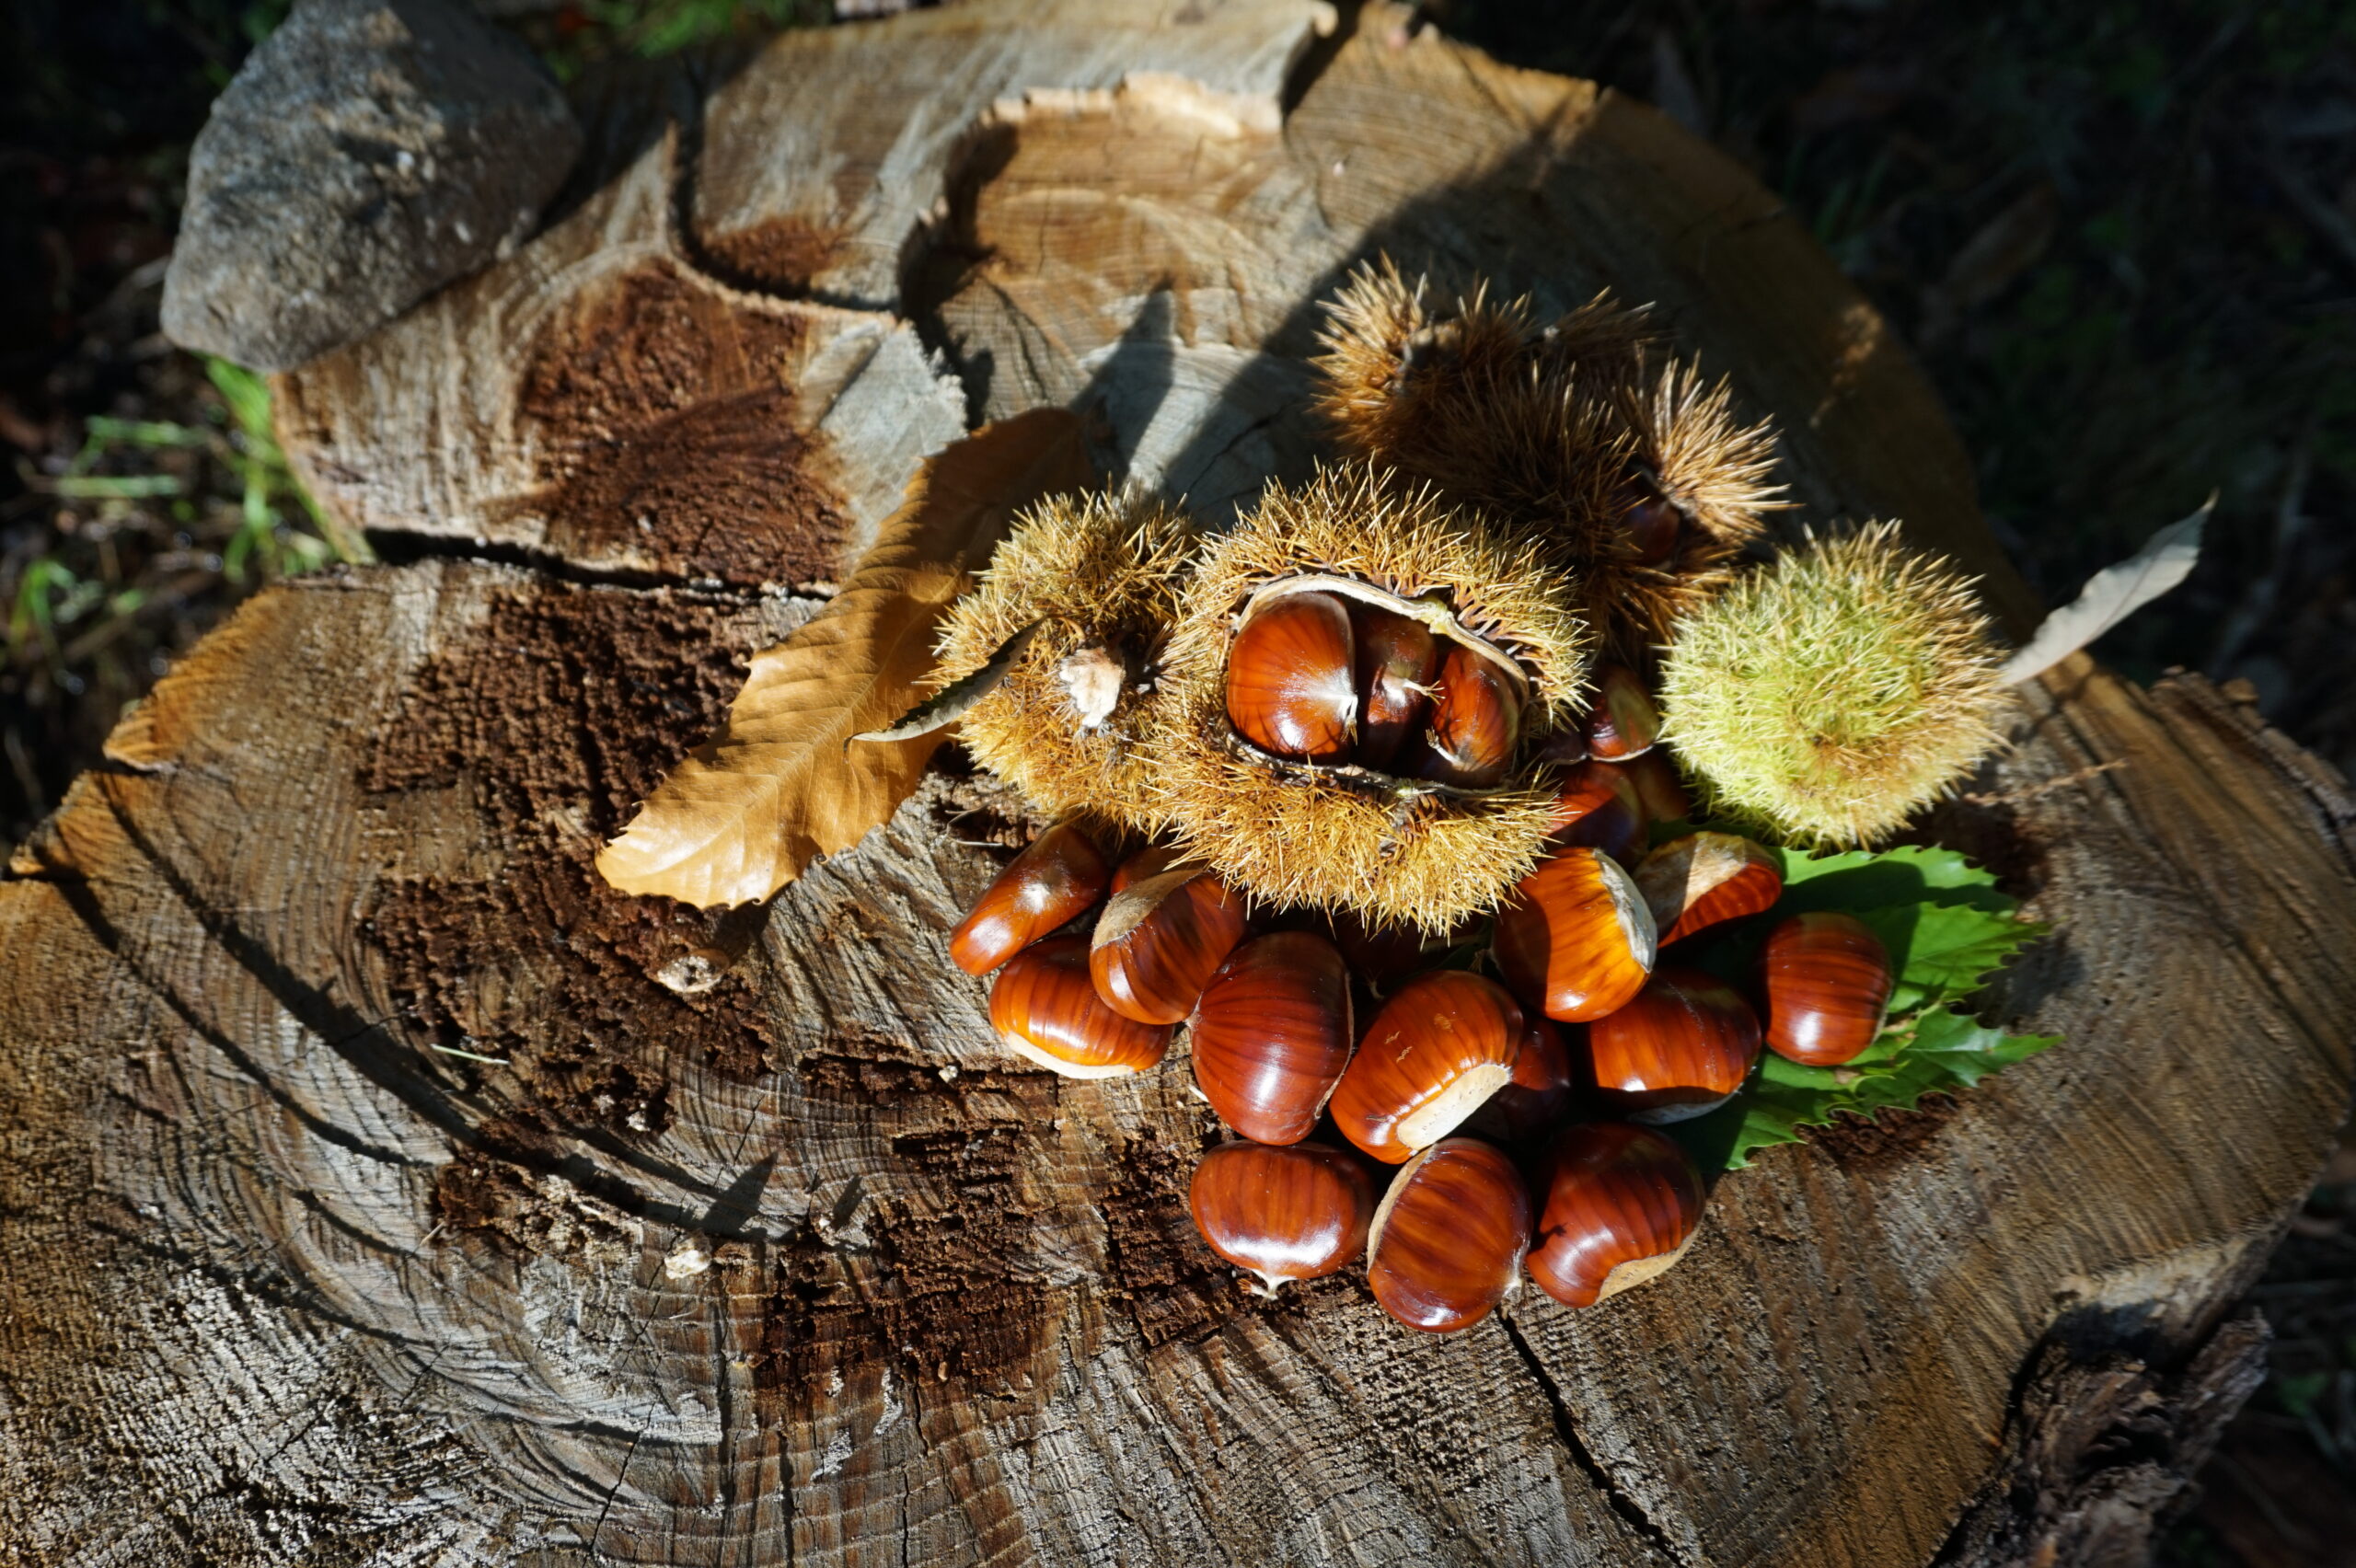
(1495, 1309, 1685, 1567)
(363, 525, 804, 600)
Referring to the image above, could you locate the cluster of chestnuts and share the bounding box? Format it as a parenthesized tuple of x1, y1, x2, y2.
(1226, 582, 1530, 787)
(902, 262, 2015, 1332)
(951, 659, 1898, 1333)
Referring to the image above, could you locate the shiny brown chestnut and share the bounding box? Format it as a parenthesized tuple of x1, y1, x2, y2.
(1584, 663, 1662, 762)
(1415, 644, 1523, 789)
(1464, 1015, 1576, 1147)
(1527, 1123, 1706, 1308)
(1613, 750, 1692, 825)
(1091, 866, 1248, 1025)
(1328, 907, 1453, 986)
(1226, 591, 1358, 762)
(1189, 1139, 1377, 1297)
(1634, 832, 1783, 946)
(1350, 602, 1441, 772)
(950, 820, 1110, 976)
(1761, 912, 1894, 1066)
(1492, 847, 1658, 1023)
(1545, 760, 1646, 867)
(1190, 931, 1356, 1145)
(1620, 486, 1682, 566)
(990, 936, 1172, 1078)
(1330, 970, 1526, 1163)
(1367, 1138, 1532, 1332)
(1587, 965, 1762, 1123)
(1108, 842, 1190, 895)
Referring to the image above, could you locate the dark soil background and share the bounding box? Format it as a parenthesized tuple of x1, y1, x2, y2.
(3, 0, 2351, 1560)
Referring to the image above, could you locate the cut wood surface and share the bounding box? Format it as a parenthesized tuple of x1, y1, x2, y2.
(4, 4, 2352, 1565)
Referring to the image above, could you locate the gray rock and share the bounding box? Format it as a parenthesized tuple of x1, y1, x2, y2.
(162, 0, 582, 373)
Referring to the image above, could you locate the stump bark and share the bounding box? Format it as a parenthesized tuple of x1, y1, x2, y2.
(5, 5, 2353, 1565)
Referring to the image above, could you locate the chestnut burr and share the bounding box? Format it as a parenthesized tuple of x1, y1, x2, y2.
(1492, 847, 1658, 1022)
(1226, 591, 1358, 762)
(1634, 832, 1783, 946)
(1366, 1138, 1532, 1332)
(1350, 602, 1441, 772)
(1526, 1123, 1706, 1308)
(1583, 664, 1661, 762)
(990, 936, 1172, 1078)
(1091, 867, 1248, 1025)
(949, 819, 1110, 976)
(1190, 931, 1356, 1145)
(1189, 1140, 1377, 1296)
(1330, 970, 1526, 1163)
(1415, 643, 1523, 789)
(1761, 912, 1894, 1066)
(1587, 965, 1761, 1122)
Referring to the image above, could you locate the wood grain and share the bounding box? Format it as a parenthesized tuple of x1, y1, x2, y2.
(3, 4, 2351, 1564)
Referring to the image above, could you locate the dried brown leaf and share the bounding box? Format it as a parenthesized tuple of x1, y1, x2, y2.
(595, 409, 1092, 907)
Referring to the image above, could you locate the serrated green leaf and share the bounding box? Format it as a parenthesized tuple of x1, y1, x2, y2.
(1646, 831, 2060, 1172)
(1700, 1006, 2062, 1170)
(1888, 904, 2046, 1007)
(1769, 843, 2017, 915)
(1905, 1007, 2061, 1088)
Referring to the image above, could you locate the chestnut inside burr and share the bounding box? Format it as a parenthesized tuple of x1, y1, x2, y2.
(1219, 573, 1539, 792)
(1584, 663, 1661, 763)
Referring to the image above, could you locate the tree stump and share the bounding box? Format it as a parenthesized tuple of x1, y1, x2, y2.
(5, 5, 2353, 1564)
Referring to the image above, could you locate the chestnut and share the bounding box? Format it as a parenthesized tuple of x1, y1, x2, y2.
(1109, 842, 1191, 895)
(1330, 970, 1525, 1163)
(1415, 644, 1523, 789)
(1350, 602, 1440, 772)
(1189, 1139, 1377, 1297)
(1544, 760, 1646, 867)
(1613, 750, 1692, 825)
(990, 935, 1172, 1077)
(1491, 847, 1657, 1023)
(1464, 1015, 1576, 1147)
(1091, 866, 1248, 1025)
(1633, 832, 1782, 946)
(1526, 1123, 1705, 1308)
(1190, 931, 1356, 1145)
(1226, 590, 1358, 762)
(1328, 906, 1454, 985)
(949, 819, 1110, 976)
(1761, 911, 1894, 1066)
(1620, 486, 1682, 566)
(1584, 663, 1661, 762)
(1587, 965, 1761, 1123)
(1366, 1138, 1532, 1332)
